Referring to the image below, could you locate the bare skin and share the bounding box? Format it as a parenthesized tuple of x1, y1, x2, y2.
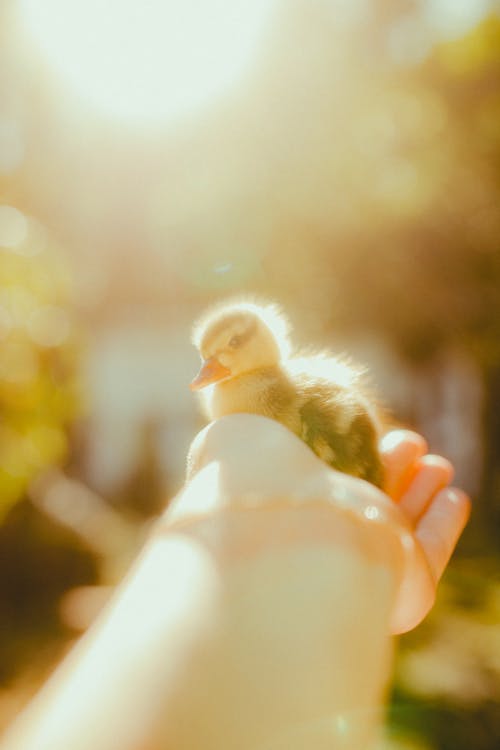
(1, 416, 470, 750)
(181, 416, 470, 634)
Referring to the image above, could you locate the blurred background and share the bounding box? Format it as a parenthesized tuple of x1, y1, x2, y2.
(0, 0, 499, 747)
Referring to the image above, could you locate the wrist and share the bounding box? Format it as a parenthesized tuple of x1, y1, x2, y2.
(158, 475, 406, 580)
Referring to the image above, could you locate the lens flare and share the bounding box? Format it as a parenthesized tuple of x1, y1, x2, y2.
(17, 0, 278, 125)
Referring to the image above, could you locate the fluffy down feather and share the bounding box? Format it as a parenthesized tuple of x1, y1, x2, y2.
(190, 298, 385, 487)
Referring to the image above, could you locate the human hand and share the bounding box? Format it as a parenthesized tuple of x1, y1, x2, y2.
(381, 429, 471, 633)
(167, 415, 470, 635)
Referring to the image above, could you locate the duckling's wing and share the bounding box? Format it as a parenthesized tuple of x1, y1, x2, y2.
(298, 388, 384, 488)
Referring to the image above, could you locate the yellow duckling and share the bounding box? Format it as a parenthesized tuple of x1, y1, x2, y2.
(190, 299, 384, 488)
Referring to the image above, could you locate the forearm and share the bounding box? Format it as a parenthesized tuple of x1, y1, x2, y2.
(6, 415, 453, 750)
(2, 499, 398, 750)
(0, 527, 219, 750)
(157, 518, 397, 750)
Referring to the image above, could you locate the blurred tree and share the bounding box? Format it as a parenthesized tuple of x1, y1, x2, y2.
(0, 215, 95, 704)
(0, 216, 80, 520)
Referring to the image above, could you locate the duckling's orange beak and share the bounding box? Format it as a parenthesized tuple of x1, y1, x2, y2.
(190, 357, 231, 391)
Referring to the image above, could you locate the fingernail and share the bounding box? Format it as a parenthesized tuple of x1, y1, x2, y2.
(446, 488, 467, 505)
(380, 429, 417, 452)
(418, 454, 454, 480)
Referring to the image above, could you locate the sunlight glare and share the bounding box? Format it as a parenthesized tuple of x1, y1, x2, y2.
(424, 0, 492, 40)
(17, 0, 278, 125)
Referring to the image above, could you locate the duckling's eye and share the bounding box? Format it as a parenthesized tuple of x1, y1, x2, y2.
(229, 335, 243, 349)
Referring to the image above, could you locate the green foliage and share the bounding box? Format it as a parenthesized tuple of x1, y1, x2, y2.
(391, 559, 500, 750)
(377, 15, 500, 750)
(0, 229, 79, 519)
(253, 14, 500, 370)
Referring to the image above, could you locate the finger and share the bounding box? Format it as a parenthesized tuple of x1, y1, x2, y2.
(415, 487, 471, 584)
(380, 430, 428, 501)
(398, 455, 454, 524)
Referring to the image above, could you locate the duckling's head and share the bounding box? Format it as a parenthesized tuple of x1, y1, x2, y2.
(190, 300, 290, 390)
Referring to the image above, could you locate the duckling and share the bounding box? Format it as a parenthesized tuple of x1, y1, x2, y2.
(190, 299, 385, 488)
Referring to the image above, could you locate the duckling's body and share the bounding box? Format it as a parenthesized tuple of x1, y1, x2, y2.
(190, 300, 384, 488)
(209, 367, 299, 429)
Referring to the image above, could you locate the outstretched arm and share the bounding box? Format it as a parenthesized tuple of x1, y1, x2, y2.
(2, 416, 470, 750)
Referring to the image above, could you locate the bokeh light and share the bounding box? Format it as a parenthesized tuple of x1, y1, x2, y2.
(0, 206, 28, 248)
(424, 0, 494, 40)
